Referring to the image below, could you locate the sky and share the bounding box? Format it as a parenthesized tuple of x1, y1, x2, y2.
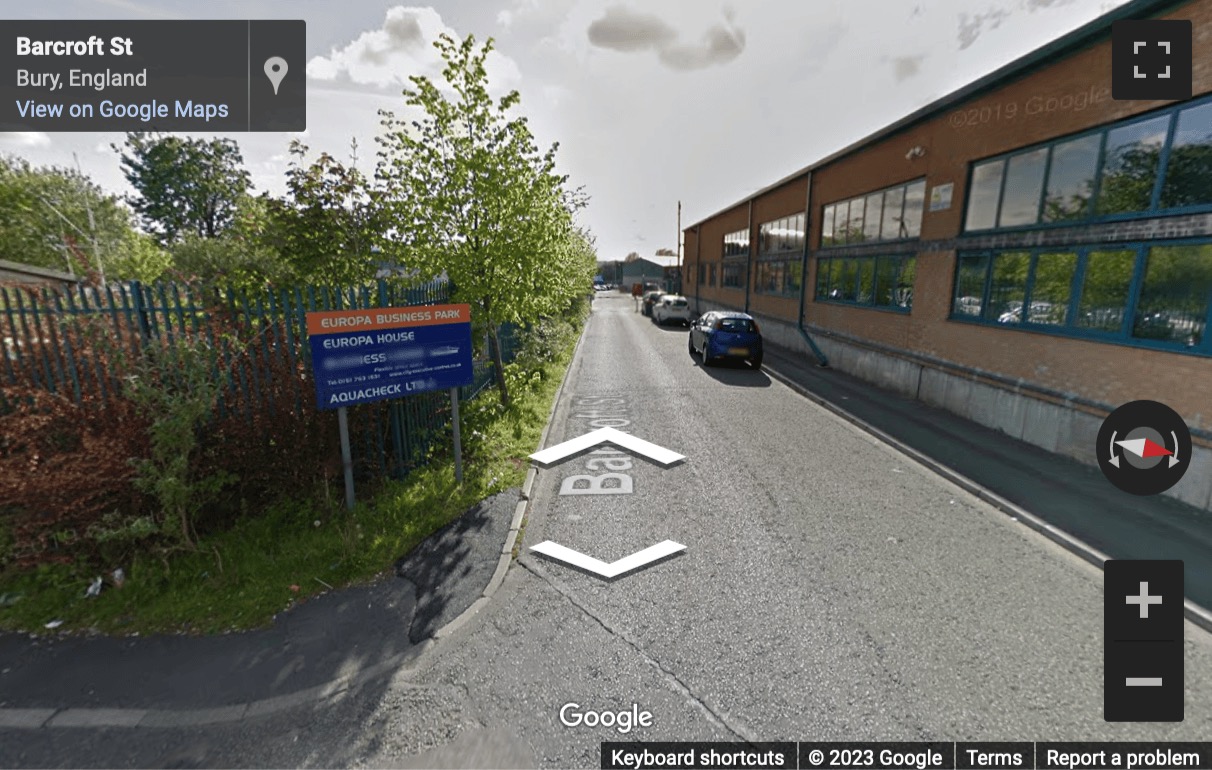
(2, 0, 1134, 263)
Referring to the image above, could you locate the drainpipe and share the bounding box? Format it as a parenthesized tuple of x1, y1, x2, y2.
(797, 171, 830, 368)
(744, 200, 753, 314)
(695, 225, 702, 315)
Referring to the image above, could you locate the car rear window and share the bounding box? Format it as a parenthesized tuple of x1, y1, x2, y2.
(672, 299, 687, 307)
(717, 318, 755, 332)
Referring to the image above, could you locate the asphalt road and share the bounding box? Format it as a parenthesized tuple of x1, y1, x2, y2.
(6, 292, 1211, 768)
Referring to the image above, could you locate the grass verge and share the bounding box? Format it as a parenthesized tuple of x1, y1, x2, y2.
(0, 319, 582, 636)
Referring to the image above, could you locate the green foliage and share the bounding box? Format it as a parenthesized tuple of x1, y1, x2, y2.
(166, 195, 298, 290)
(123, 335, 238, 552)
(375, 32, 596, 405)
(273, 139, 385, 286)
(0, 303, 584, 635)
(0, 154, 139, 277)
(116, 132, 252, 243)
(106, 230, 172, 283)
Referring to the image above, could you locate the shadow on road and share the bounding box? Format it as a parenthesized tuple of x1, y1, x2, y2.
(688, 350, 771, 387)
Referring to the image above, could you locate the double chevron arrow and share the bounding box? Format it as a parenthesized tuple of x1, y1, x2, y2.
(528, 427, 686, 579)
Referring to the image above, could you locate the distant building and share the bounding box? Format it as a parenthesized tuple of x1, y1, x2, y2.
(620, 257, 668, 289)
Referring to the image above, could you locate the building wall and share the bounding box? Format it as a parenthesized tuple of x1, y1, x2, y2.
(682, 0, 1212, 510)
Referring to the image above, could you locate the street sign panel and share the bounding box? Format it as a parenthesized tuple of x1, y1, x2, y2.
(305, 304, 473, 410)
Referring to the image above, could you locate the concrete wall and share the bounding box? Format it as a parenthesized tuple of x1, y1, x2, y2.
(692, 296, 1212, 515)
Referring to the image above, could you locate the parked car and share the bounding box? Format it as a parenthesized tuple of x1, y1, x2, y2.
(642, 290, 665, 317)
(653, 295, 692, 326)
(688, 311, 763, 368)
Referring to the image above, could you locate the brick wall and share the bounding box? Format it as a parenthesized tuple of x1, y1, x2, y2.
(682, 0, 1212, 430)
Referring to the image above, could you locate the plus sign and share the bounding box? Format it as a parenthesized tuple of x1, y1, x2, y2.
(1126, 581, 1163, 618)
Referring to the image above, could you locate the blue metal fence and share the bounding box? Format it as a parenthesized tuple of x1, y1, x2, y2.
(0, 278, 504, 481)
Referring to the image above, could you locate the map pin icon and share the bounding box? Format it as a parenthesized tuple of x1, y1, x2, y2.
(264, 57, 288, 95)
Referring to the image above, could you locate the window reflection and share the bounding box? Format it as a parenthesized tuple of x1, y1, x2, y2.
(1042, 135, 1101, 222)
(834, 201, 849, 245)
(1133, 244, 1212, 346)
(953, 255, 989, 317)
(1029, 252, 1077, 325)
(837, 259, 858, 301)
(902, 181, 925, 238)
(987, 252, 1030, 323)
(1160, 102, 1212, 209)
(998, 148, 1048, 226)
(1076, 250, 1134, 332)
(1095, 115, 1169, 216)
(821, 180, 926, 248)
(846, 198, 865, 243)
(881, 187, 905, 240)
(863, 192, 884, 241)
(965, 161, 1004, 231)
(815, 255, 914, 309)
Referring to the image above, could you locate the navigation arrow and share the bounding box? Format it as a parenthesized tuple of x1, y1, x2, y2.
(529, 426, 685, 468)
(530, 540, 686, 579)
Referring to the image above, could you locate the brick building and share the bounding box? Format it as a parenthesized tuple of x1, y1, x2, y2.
(682, 0, 1212, 511)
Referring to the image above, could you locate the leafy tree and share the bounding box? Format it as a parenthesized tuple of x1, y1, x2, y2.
(166, 194, 298, 290)
(376, 33, 592, 407)
(274, 139, 384, 285)
(116, 132, 252, 243)
(106, 229, 173, 283)
(624, 252, 640, 262)
(654, 248, 675, 256)
(0, 155, 137, 278)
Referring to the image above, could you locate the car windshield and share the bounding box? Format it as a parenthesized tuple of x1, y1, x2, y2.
(717, 318, 755, 332)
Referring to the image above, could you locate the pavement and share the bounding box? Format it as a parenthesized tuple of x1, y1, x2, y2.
(759, 345, 1212, 618)
(2, 292, 1210, 768)
(0, 489, 520, 723)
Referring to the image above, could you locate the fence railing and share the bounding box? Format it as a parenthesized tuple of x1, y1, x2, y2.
(0, 278, 506, 482)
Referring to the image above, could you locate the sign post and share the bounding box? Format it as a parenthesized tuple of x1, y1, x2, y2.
(337, 406, 355, 510)
(450, 388, 463, 484)
(305, 303, 475, 508)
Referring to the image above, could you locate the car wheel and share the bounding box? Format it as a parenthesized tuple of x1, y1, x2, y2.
(750, 354, 763, 369)
(701, 342, 713, 367)
(688, 335, 696, 356)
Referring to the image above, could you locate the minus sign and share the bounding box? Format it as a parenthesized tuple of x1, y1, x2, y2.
(1126, 677, 1163, 686)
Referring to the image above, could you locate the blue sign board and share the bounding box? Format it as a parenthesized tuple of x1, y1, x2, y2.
(305, 304, 474, 411)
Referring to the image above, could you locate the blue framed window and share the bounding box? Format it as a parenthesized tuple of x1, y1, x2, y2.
(721, 261, 746, 289)
(962, 94, 1212, 233)
(758, 213, 806, 255)
(755, 259, 803, 296)
(821, 179, 926, 247)
(950, 239, 1212, 355)
(815, 254, 915, 310)
(723, 229, 749, 257)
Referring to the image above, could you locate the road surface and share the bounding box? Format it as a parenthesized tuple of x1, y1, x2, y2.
(4, 292, 1209, 768)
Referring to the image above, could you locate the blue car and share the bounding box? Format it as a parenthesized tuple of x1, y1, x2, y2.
(688, 311, 763, 368)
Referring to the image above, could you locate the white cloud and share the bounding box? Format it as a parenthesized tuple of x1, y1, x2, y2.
(585, 4, 746, 71)
(306, 6, 522, 94)
(0, 132, 51, 148)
